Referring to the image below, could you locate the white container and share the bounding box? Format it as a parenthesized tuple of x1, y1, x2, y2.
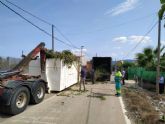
(46, 59, 78, 91)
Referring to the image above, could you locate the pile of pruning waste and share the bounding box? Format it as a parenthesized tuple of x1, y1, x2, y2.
(46, 50, 78, 67)
(122, 86, 165, 124)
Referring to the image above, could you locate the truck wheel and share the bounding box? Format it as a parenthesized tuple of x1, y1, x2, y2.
(31, 82, 45, 104)
(9, 87, 30, 115)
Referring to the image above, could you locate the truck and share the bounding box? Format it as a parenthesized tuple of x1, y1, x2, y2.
(92, 57, 112, 81)
(0, 42, 47, 115)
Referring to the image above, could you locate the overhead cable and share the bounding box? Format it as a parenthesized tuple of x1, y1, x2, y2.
(0, 0, 78, 49)
(123, 21, 158, 59)
(4, 0, 79, 49)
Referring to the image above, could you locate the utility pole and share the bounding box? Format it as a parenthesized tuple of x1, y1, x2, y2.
(156, 19, 161, 94)
(79, 46, 84, 91)
(52, 25, 54, 51)
(156, 0, 165, 94)
(81, 46, 84, 65)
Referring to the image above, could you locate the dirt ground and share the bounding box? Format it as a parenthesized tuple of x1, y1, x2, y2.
(122, 80, 165, 124)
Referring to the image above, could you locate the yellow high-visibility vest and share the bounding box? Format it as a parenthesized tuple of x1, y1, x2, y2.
(115, 71, 122, 77)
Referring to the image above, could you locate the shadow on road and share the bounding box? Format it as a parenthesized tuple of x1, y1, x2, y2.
(0, 112, 12, 119)
(91, 92, 115, 97)
(87, 92, 115, 99)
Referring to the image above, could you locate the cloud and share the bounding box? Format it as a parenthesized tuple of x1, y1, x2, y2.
(112, 37, 127, 43)
(105, 0, 139, 16)
(72, 48, 87, 56)
(73, 48, 87, 52)
(161, 41, 165, 45)
(128, 35, 151, 44)
(113, 35, 151, 44)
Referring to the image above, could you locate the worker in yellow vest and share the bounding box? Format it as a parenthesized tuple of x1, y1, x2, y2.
(114, 69, 122, 96)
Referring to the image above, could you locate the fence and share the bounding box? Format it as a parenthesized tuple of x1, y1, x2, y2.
(127, 67, 165, 84)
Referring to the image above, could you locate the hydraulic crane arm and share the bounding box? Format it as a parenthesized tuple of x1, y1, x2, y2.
(11, 42, 45, 71)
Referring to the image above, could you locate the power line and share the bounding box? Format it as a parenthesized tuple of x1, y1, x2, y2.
(0, 1, 50, 35)
(123, 21, 158, 59)
(4, 0, 158, 53)
(54, 27, 79, 49)
(0, 0, 77, 49)
(4, 0, 79, 49)
(100, 13, 156, 31)
(67, 12, 157, 35)
(5, 0, 52, 26)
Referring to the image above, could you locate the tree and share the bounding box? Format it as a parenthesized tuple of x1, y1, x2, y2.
(159, 0, 165, 19)
(136, 47, 155, 70)
(136, 46, 165, 70)
(160, 0, 165, 4)
(122, 61, 135, 69)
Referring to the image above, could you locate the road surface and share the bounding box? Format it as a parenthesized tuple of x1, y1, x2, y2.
(0, 82, 127, 124)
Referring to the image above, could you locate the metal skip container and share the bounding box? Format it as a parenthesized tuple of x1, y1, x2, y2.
(46, 59, 78, 92)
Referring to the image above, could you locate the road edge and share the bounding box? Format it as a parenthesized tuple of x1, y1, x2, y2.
(119, 96, 131, 124)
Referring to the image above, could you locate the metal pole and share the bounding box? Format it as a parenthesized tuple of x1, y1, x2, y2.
(81, 46, 84, 65)
(79, 46, 84, 91)
(156, 18, 161, 94)
(52, 25, 54, 51)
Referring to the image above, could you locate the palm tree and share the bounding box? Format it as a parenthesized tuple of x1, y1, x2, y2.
(136, 47, 155, 69)
(136, 46, 165, 70)
(159, 0, 165, 20)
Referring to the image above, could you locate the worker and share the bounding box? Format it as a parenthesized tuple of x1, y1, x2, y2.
(122, 69, 126, 85)
(114, 69, 122, 96)
(91, 68, 95, 84)
(159, 75, 164, 94)
(80, 66, 86, 91)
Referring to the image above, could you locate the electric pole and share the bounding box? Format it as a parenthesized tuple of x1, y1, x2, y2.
(156, 0, 165, 94)
(79, 46, 84, 91)
(156, 19, 161, 94)
(81, 46, 84, 65)
(52, 25, 54, 51)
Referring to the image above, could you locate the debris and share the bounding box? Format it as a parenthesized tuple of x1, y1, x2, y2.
(61, 102, 64, 105)
(87, 94, 106, 101)
(122, 86, 160, 123)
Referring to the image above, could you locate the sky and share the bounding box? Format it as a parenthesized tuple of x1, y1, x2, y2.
(0, 0, 162, 61)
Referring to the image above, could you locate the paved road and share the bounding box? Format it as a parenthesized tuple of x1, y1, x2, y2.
(0, 83, 126, 124)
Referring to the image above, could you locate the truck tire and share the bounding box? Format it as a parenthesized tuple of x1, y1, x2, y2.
(31, 82, 45, 104)
(9, 87, 30, 115)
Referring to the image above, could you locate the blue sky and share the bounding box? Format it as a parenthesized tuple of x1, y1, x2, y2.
(0, 0, 162, 60)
